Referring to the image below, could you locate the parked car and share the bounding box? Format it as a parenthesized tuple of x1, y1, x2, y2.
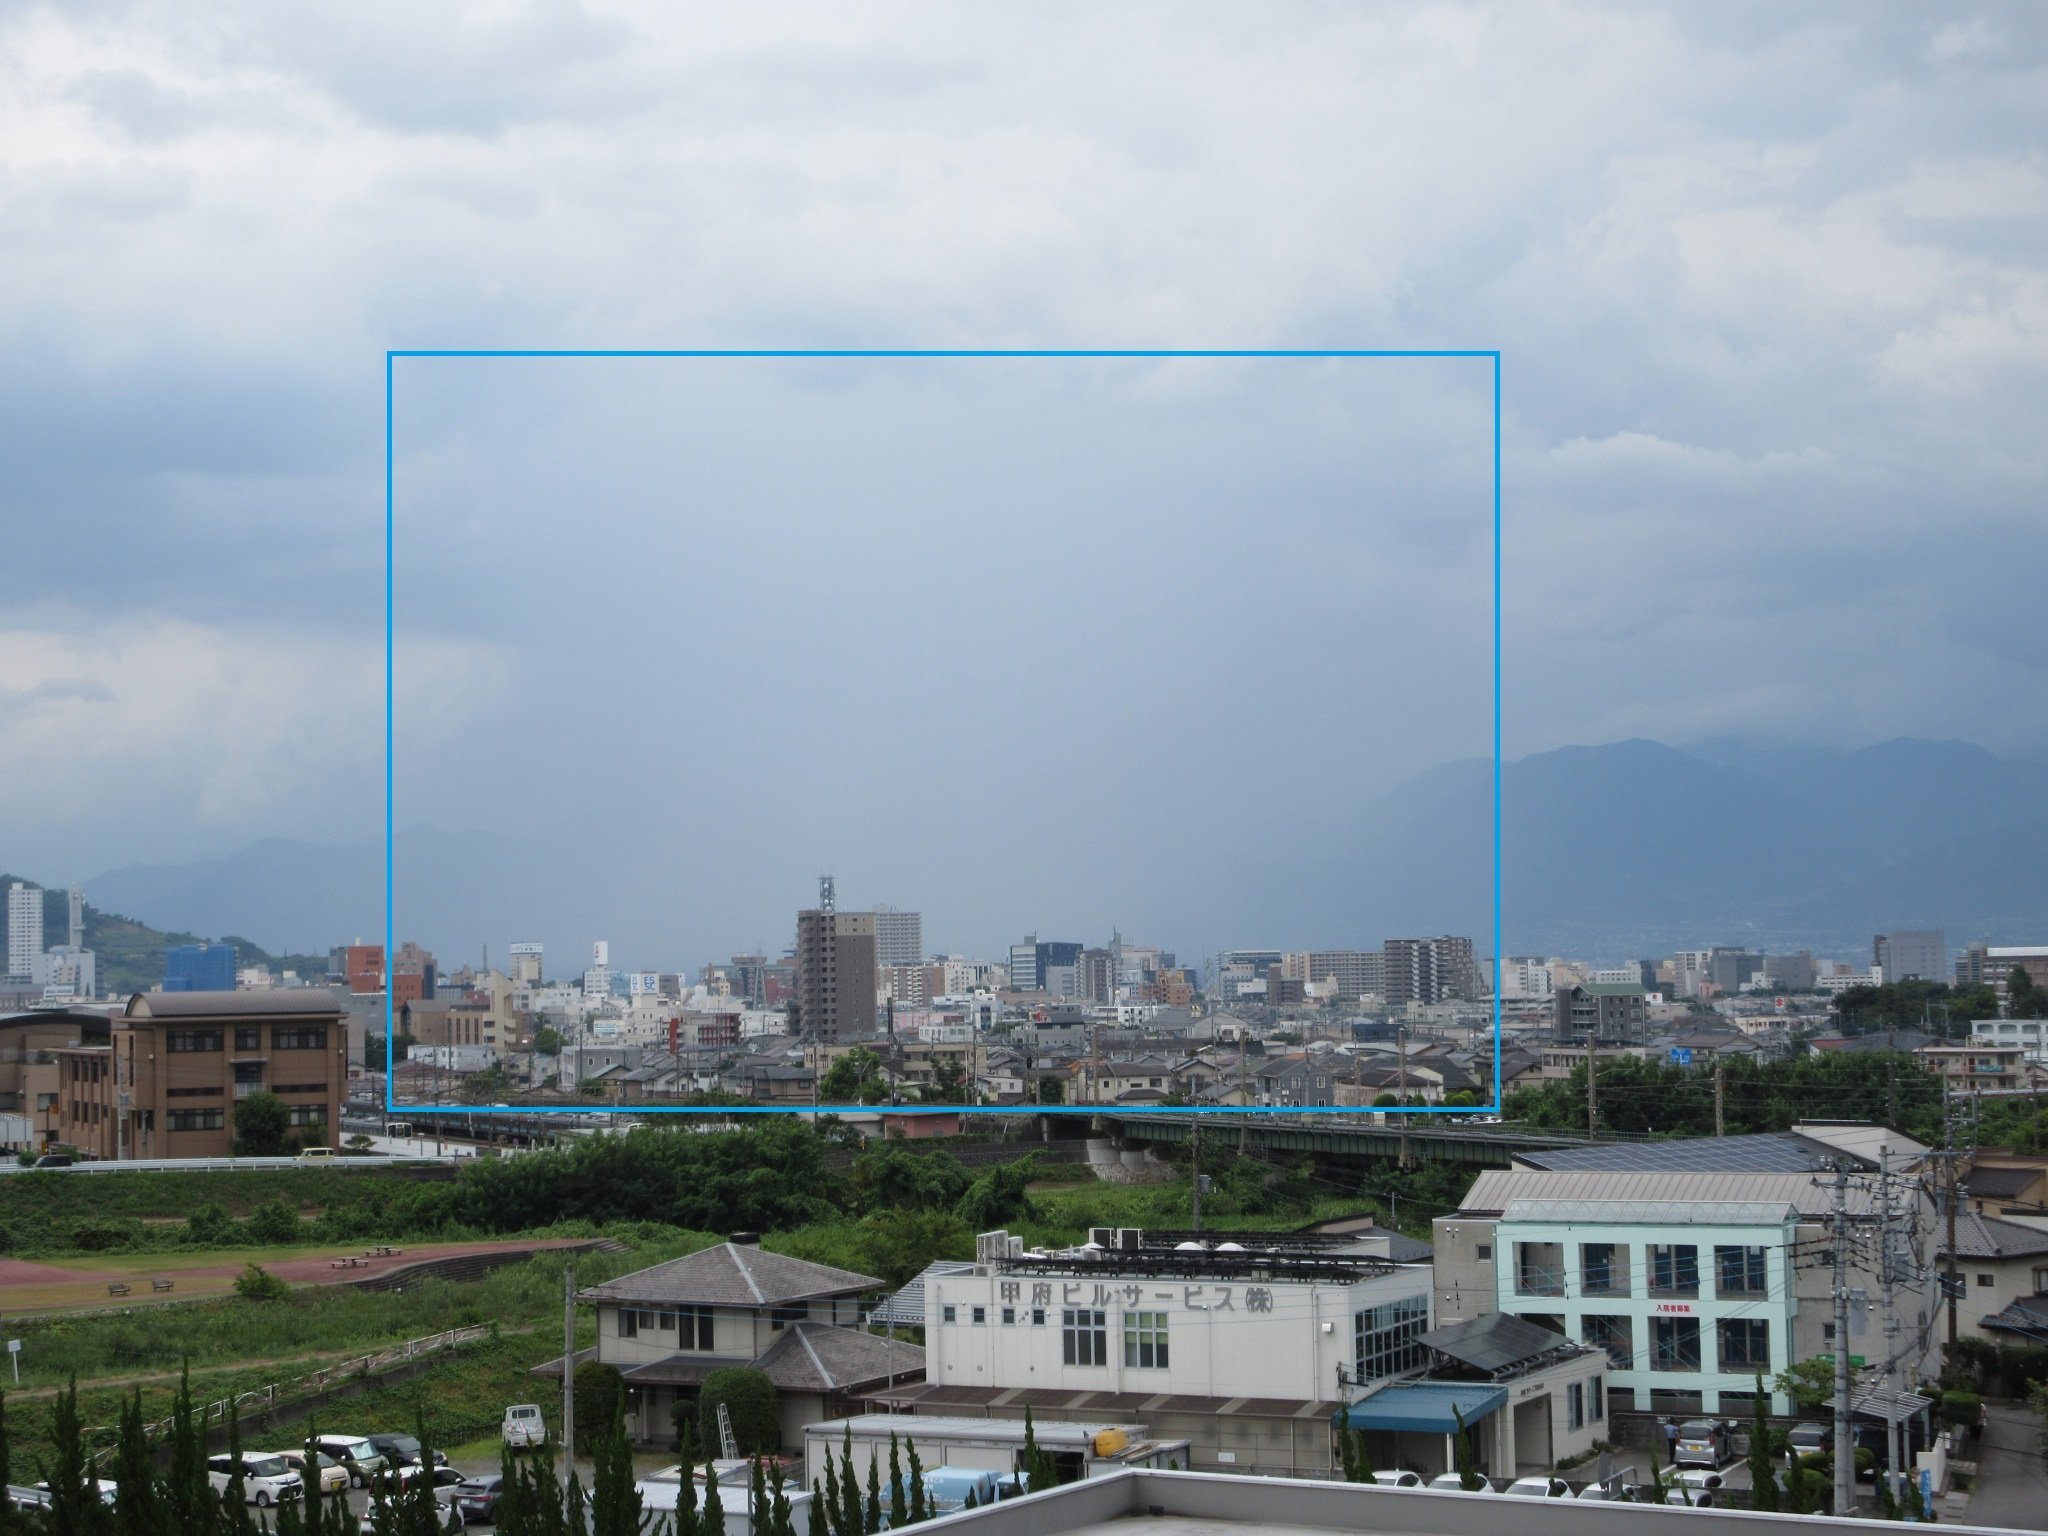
(1426, 1473, 1494, 1492)
(1364, 1470, 1422, 1488)
(206, 1453, 304, 1508)
(1786, 1423, 1834, 1463)
(5, 1486, 54, 1512)
(367, 1432, 448, 1470)
(1576, 1478, 1634, 1502)
(502, 1404, 546, 1447)
(31, 1154, 74, 1168)
(452, 1474, 506, 1524)
(276, 1449, 350, 1496)
(311, 1436, 388, 1490)
(358, 1490, 463, 1533)
(1502, 1476, 1572, 1498)
(1664, 1487, 1720, 1508)
(33, 1478, 117, 1506)
(380, 1465, 464, 1497)
(295, 1146, 337, 1162)
(1670, 1469, 1724, 1494)
(1673, 1420, 1730, 1468)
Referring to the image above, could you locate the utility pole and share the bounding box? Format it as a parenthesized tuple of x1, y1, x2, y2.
(1878, 1148, 1904, 1511)
(1713, 1058, 1726, 1138)
(1944, 1077, 1961, 1355)
(1586, 1030, 1599, 1141)
(1190, 1118, 1203, 1233)
(562, 1261, 577, 1483)
(1397, 1026, 1411, 1170)
(1830, 1164, 1855, 1520)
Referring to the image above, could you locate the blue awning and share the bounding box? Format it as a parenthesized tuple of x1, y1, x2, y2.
(1335, 1382, 1507, 1434)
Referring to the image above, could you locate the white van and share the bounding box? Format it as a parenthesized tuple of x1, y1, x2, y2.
(207, 1453, 304, 1507)
(502, 1404, 545, 1447)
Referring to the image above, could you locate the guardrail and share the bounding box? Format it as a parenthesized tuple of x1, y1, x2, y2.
(87, 1324, 489, 1461)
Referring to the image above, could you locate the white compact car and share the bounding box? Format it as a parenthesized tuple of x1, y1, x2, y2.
(1502, 1476, 1572, 1498)
(207, 1453, 304, 1508)
(1364, 1471, 1422, 1488)
(1426, 1473, 1495, 1493)
(274, 1450, 349, 1496)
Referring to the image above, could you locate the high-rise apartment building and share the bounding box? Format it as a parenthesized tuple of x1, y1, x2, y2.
(165, 943, 238, 993)
(1382, 936, 1476, 1006)
(509, 942, 544, 986)
(796, 909, 877, 1042)
(7, 883, 44, 981)
(1308, 950, 1386, 1001)
(872, 907, 924, 970)
(1874, 929, 1945, 985)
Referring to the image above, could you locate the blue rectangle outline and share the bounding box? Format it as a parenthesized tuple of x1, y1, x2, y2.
(384, 348, 1502, 1117)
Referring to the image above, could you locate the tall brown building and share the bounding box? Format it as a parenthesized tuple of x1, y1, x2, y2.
(1382, 936, 1477, 1007)
(56, 989, 348, 1159)
(0, 1007, 110, 1152)
(795, 910, 877, 1043)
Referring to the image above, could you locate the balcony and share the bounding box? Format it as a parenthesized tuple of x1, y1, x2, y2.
(1515, 1267, 1566, 1298)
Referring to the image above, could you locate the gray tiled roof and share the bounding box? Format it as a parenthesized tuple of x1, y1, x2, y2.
(1940, 1212, 2048, 1262)
(579, 1243, 881, 1307)
(752, 1323, 925, 1393)
(1968, 1165, 2042, 1199)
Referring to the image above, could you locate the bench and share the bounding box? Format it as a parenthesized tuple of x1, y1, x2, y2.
(151, 1279, 174, 1292)
(106, 1283, 130, 1296)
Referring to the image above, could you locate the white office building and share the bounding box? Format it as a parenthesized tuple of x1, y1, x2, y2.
(583, 939, 613, 1004)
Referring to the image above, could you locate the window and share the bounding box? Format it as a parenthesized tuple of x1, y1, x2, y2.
(1978, 1274, 1995, 1289)
(1715, 1246, 1768, 1296)
(1062, 1309, 1107, 1366)
(618, 1310, 639, 1339)
(167, 1109, 225, 1131)
(168, 1086, 222, 1098)
(1651, 1316, 1701, 1373)
(942, 1305, 957, 1324)
(1124, 1311, 1169, 1369)
(1648, 1244, 1699, 1296)
(285, 1105, 328, 1127)
(1590, 1376, 1605, 1421)
(235, 1027, 262, 1052)
(1581, 1242, 1624, 1295)
(656, 1311, 678, 1331)
(1567, 1382, 1585, 1431)
(1001, 1307, 1016, 1325)
(274, 1026, 330, 1051)
(1583, 1314, 1633, 1371)
(1353, 1295, 1430, 1381)
(771, 1306, 806, 1331)
(274, 1083, 327, 1095)
(1719, 1318, 1770, 1370)
(168, 1030, 223, 1053)
(678, 1306, 714, 1349)
(971, 1306, 987, 1325)
(1031, 1308, 1046, 1326)
(1474, 1244, 1492, 1261)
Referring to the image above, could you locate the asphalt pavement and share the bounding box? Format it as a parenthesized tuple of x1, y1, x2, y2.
(1956, 1403, 2048, 1531)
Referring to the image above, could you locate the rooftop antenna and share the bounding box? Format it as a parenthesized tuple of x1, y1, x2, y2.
(819, 875, 836, 914)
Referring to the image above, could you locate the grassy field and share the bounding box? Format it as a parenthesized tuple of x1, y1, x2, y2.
(0, 1165, 427, 1222)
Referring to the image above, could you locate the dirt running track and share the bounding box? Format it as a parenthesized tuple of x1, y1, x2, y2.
(0, 1238, 591, 1312)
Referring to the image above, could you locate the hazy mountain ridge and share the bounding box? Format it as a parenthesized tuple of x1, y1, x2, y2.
(69, 737, 2048, 969)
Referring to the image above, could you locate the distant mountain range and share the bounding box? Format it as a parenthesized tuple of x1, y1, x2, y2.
(1250, 736, 2048, 960)
(67, 737, 2048, 970)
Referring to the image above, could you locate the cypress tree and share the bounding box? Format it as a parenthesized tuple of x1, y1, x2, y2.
(591, 1393, 644, 1536)
(1451, 1406, 1482, 1491)
(749, 1457, 769, 1536)
(112, 1388, 162, 1536)
(906, 1440, 927, 1525)
(700, 1455, 727, 1536)
(809, 1480, 829, 1536)
(1020, 1407, 1041, 1492)
(838, 1437, 860, 1536)
(863, 1453, 880, 1536)
(823, 1457, 842, 1536)
(1747, 1378, 1781, 1513)
(888, 1433, 906, 1530)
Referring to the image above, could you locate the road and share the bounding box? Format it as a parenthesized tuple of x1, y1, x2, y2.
(1961, 1403, 2048, 1531)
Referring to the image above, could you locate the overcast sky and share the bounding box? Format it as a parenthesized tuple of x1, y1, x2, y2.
(2, 2, 2044, 965)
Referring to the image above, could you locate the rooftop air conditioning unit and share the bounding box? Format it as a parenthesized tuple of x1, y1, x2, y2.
(1089, 1227, 1114, 1248)
(1117, 1228, 1143, 1252)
